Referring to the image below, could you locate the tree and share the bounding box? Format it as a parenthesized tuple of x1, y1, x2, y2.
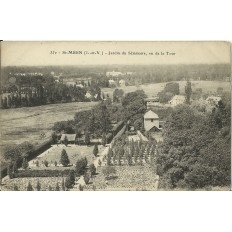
(64, 135, 69, 146)
(89, 163, 96, 176)
(36, 180, 41, 191)
(60, 149, 70, 167)
(7, 164, 13, 179)
(54, 161, 57, 166)
(76, 158, 88, 175)
(65, 170, 76, 189)
(113, 89, 124, 102)
(185, 80, 192, 104)
(22, 158, 29, 169)
(102, 133, 107, 146)
(102, 166, 116, 180)
(93, 144, 99, 157)
(13, 184, 19, 191)
(55, 182, 60, 191)
(27, 182, 33, 191)
(61, 178, 65, 191)
(84, 132, 90, 146)
(48, 185, 52, 191)
(98, 159, 102, 167)
(84, 172, 90, 184)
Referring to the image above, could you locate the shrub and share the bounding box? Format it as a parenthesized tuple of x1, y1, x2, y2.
(93, 144, 99, 157)
(76, 158, 88, 176)
(55, 182, 60, 191)
(79, 184, 84, 191)
(44, 160, 49, 167)
(27, 182, 33, 191)
(60, 149, 70, 167)
(89, 164, 96, 176)
(13, 184, 19, 191)
(35, 160, 39, 167)
(15, 169, 71, 178)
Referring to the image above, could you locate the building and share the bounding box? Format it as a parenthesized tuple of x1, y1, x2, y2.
(60, 134, 76, 144)
(119, 79, 126, 87)
(169, 95, 186, 106)
(144, 97, 160, 108)
(144, 110, 161, 132)
(106, 71, 123, 77)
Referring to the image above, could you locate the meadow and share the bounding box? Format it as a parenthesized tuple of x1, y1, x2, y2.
(102, 81, 230, 98)
(0, 102, 98, 160)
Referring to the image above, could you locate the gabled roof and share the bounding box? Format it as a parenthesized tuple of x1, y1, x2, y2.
(60, 134, 76, 142)
(144, 110, 159, 119)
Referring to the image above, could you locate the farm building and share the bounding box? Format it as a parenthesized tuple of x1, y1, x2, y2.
(144, 110, 161, 132)
(144, 97, 160, 108)
(60, 134, 77, 144)
(169, 95, 186, 106)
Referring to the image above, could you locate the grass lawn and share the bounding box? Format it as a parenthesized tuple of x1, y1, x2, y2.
(0, 101, 98, 161)
(85, 164, 159, 191)
(29, 144, 104, 168)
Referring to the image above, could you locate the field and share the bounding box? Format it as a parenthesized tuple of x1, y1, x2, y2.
(85, 165, 159, 191)
(102, 81, 230, 98)
(29, 144, 104, 168)
(0, 101, 98, 160)
(1, 177, 64, 191)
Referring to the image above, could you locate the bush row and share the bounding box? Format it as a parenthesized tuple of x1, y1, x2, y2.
(14, 169, 72, 178)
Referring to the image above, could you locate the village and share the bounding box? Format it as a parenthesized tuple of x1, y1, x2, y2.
(1, 66, 230, 191)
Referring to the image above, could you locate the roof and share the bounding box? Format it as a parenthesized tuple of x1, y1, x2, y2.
(60, 134, 76, 142)
(144, 97, 159, 102)
(144, 110, 159, 119)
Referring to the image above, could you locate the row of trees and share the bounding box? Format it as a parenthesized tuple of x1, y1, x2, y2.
(106, 136, 157, 166)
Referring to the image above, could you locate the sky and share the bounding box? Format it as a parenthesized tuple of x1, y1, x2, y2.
(1, 41, 231, 66)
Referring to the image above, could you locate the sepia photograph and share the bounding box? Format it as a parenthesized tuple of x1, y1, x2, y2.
(0, 41, 231, 191)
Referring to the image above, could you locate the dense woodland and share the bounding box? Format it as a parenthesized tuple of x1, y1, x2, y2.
(156, 92, 231, 189)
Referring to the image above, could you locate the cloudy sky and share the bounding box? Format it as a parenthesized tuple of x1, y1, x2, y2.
(1, 41, 231, 66)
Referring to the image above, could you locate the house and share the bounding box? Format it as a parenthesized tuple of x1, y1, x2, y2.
(60, 134, 76, 144)
(85, 92, 92, 99)
(206, 96, 221, 106)
(119, 79, 126, 87)
(144, 110, 161, 132)
(169, 95, 186, 106)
